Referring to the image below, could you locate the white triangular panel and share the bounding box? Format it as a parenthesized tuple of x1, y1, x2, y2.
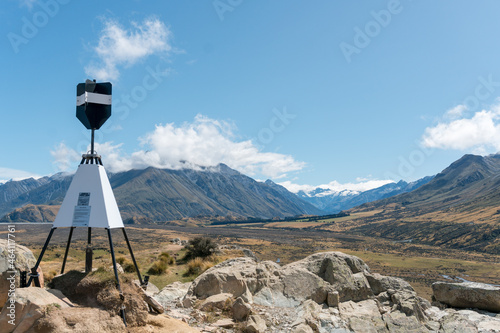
(53, 164, 124, 229)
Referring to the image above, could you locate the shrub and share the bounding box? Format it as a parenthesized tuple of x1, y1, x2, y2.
(123, 263, 136, 273)
(146, 251, 175, 275)
(159, 252, 175, 265)
(185, 257, 214, 276)
(185, 237, 217, 259)
(147, 260, 168, 275)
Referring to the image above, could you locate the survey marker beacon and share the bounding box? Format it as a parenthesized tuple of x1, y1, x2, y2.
(25, 80, 145, 325)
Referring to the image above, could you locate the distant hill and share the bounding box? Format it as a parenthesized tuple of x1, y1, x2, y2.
(1, 164, 322, 222)
(348, 154, 500, 254)
(359, 154, 500, 212)
(295, 176, 434, 213)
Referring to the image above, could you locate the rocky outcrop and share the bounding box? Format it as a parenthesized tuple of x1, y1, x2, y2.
(176, 251, 500, 332)
(432, 281, 500, 312)
(0, 239, 37, 307)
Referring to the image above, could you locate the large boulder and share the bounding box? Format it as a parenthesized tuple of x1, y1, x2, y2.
(176, 251, 500, 332)
(284, 252, 373, 302)
(154, 281, 191, 307)
(432, 281, 500, 312)
(0, 239, 37, 307)
(185, 256, 329, 308)
(0, 287, 70, 333)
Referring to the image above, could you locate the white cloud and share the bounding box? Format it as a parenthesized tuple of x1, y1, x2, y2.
(422, 104, 500, 152)
(50, 142, 81, 172)
(51, 115, 305, 179)
(279, 179, 394, 195)
(444, 104, 467, 119)
(0, 167, 40, 183)
(85, 18, 172, 81)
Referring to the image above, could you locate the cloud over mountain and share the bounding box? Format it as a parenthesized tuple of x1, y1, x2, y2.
(51, 115, 305, 179)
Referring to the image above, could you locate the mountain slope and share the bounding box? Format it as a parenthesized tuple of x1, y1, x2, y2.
(361, 154, 500, 212)
(345, 154, 500, 254)
(1, 164, 322, 222)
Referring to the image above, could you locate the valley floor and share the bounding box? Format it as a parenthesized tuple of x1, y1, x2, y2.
(3, 222, 499, 301)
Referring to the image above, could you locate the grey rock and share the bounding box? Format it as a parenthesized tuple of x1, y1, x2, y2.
(245, 314, 267, 333)
(233, 297, 252, 321)
(0, 239, 37, 306)
(432, 281, 500, 313)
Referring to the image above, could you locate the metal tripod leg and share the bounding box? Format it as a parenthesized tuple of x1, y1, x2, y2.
(85, 227, 93, 273)
(107, 228, 127, 327)
(121, 228, 143, 285)
(27, 227, 56, 287)
(61, 227, 75, 274)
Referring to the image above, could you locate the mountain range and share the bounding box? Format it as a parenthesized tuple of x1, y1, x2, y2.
(295, 176, 434, 213)
(0, 164, 323, 222)
(347, 154, 500, 253)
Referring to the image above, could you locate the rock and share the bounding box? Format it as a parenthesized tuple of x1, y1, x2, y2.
(327, 290, 339, 307)
(168, 251, 500, 332)
(365, 272, 414, 295)
(133, 280, 160, 296)
(187, 256, 330, 308)
(46, 289, 75, 307)
(432, 281, 500, 312)
(242, 249, 258, 261)
(34, 306, 126, 332)
(286, 252, 373, 302)
(213, 318, 234, 328)
(339, 299, 386, 331)
(0, 287, 70, 332)
(187, 257, 255, 300)
(291, 323, 314, 333)
(198, 293, 232, 312)
(390, 290, 429, 321)
(155, 281, 190, 307)
(142, 291, 165, 314)
(0, 239, 37, 307)
(232, 297, 252, 321)
(245, 314, 267, 333)
(107, 263, 124, 274)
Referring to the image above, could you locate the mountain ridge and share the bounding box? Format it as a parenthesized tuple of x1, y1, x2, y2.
(1, 164, 323, 222)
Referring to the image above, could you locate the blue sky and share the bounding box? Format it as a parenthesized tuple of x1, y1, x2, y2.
(2, 0, 500, 193)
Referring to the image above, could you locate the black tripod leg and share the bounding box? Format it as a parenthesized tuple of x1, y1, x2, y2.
(121, 228, 143, 285)
(107, 228, 127, 326)
(61, 227, 75, 274)
(27, 227, 56, 287)
(85, 227, 93, 273)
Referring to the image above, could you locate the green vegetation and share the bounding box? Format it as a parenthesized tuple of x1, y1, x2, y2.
(184, 237, 217, 259)
(147, 252, 175, 275)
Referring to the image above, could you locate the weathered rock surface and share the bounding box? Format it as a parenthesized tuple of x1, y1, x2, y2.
(0, 287, 70, 333)
(232, 297, 252, 321)
(0, 239, 37, 307)
(432, 281, 500, 313)
(245, 314, 266, 333)
(176, 251, 500, 332)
